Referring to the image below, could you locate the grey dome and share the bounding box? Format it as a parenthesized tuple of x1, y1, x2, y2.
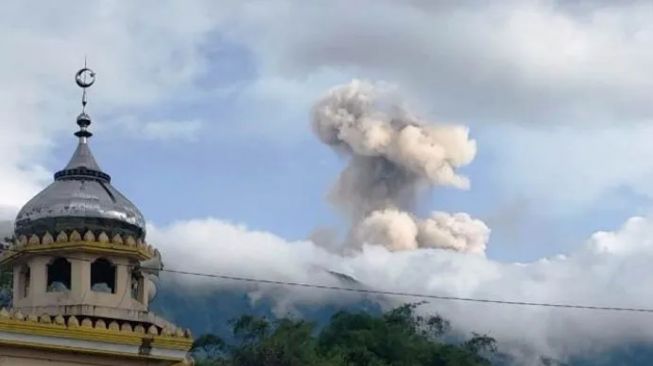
(14, 139, 146, 240)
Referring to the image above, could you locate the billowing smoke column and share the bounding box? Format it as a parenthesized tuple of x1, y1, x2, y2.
(312, 80, 489, 254)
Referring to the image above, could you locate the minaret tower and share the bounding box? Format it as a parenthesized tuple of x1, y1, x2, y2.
(0, 66, 192, 365)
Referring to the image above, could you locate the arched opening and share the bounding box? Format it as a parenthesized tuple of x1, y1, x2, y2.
(91, 258, 115, 293)
(19, 265, 30, 298)
(47, 258, 71, 292)
(131, 271, 143, 302)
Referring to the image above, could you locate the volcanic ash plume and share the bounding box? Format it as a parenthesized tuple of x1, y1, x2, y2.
(312, 80, 488, 254)
(417, 212, 489, 254)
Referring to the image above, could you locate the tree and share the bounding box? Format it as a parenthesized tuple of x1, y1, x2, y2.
(192, 334, 227, 363)
(192, 303, 497, 366)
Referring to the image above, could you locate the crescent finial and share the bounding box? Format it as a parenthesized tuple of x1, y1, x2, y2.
(75, 68, 95, 88)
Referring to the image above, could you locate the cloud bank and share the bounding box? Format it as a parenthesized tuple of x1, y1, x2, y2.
(227, 0, 653, 126)
(153, 216, 653, 363)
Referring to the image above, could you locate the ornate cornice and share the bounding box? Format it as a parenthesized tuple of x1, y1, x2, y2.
(1, 230, 156, 264)
(0, 308, 192, 350)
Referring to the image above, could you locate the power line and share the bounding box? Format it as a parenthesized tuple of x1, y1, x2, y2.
(3, 246, 653, 314)
(159, 268, 653, 314)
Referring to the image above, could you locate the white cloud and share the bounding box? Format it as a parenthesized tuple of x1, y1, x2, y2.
(222, 0, 653, 125)
(0, 0, 223, 211)
(152, 216, 653, 363)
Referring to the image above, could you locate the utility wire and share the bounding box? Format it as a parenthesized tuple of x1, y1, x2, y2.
(159, 268, 653, 313)
(2, 245, 653, 314)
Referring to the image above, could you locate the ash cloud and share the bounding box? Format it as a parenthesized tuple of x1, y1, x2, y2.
(312, 80, 487, 254)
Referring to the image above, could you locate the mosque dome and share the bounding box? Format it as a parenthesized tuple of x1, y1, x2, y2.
(14, 81, 146, 240)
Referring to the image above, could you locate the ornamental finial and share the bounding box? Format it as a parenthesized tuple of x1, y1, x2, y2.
(74, 58, 96, 143)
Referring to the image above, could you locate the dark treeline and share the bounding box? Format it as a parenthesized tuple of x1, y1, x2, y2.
(191, 303, 498, 366)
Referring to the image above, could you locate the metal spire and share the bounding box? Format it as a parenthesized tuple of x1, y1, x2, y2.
(54, 63, 110, 183)
(74, 60, 96, 143)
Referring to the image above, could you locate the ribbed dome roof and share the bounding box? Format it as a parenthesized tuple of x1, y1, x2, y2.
(14, 114, 146, 240)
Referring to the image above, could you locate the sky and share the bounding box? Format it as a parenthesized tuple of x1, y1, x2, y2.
(3, 0, 653, 362)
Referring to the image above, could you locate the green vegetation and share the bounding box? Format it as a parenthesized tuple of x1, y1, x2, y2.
(192, 303, 496, 366)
